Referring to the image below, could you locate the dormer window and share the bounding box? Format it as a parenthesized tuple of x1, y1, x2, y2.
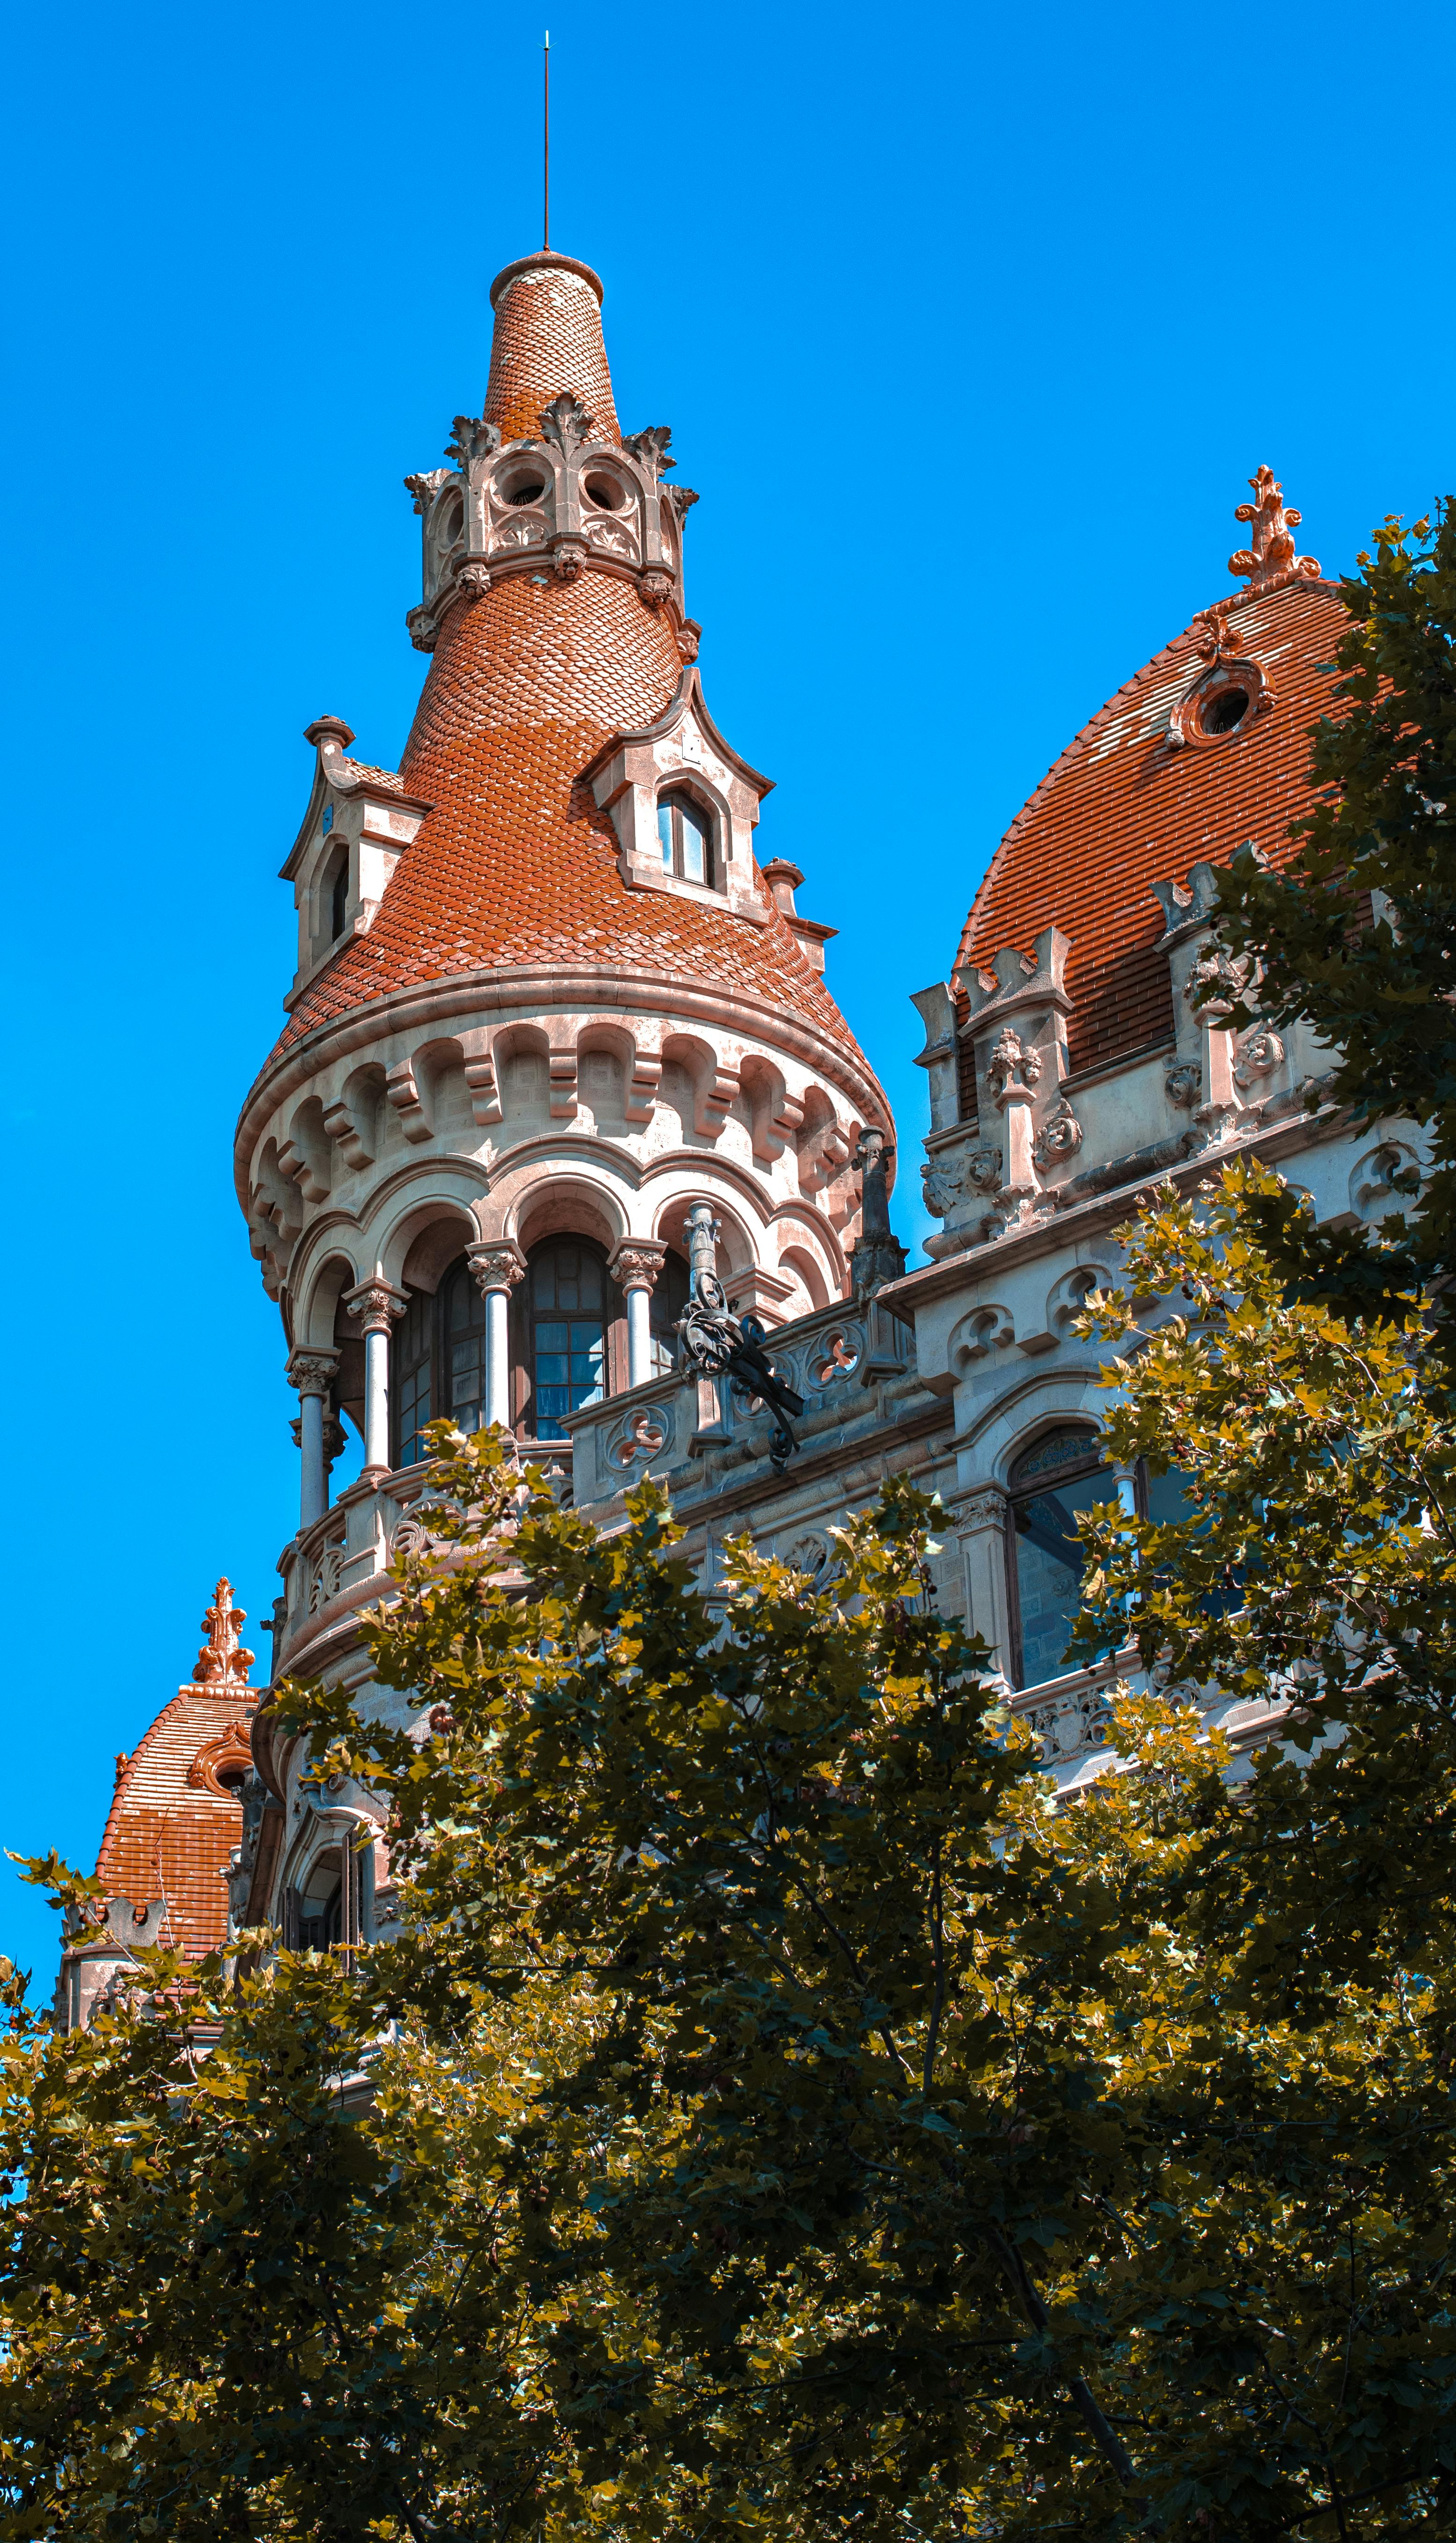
(657, 791, 715, 889)
(327, 852, 349, 941)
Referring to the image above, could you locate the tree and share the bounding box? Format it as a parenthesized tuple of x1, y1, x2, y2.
(1216, 498, 1456, 1344)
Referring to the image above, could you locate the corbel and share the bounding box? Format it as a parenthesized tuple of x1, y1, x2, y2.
(624, 1027, 664, 1125)
(694, 1059, 740, 1141)
(458, 1033, 502, 1128)
(385, 1059, 434, 1145)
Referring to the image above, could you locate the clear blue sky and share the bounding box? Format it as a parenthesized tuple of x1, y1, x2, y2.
(1, 0, 1450, 1982)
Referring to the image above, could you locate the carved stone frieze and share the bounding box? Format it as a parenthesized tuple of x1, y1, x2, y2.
(1233, 1025, 1286, 1087)
(1032, 1099, 1082, 1169)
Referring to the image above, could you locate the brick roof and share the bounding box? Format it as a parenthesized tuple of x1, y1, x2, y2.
(956, 575, 1351, 1076)
(95, 1584, 257, 1962)
(270, 250, 875, 1083)
(485, 251, 620, 444)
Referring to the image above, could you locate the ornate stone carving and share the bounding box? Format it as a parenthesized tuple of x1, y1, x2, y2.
(1032, 1100, 1082, 1168)
(1228, 465, 1322, 598)
(639, 568, 671, 609)
(779, 1529, 830, 1577)
(986, 1027, 1043, 1098)
(608, 1240, 667, 1294)
(551, 537, 588, 582)
(539, 392, 596, 454)
(404, 466, 454, 514)
(406, 605, 438, 654)
(308, 1543, 344, 1613)
(1233, 1025, 1286, 1087)
(610, 1408, 670, 1467)
(456, 561, 492, 602)
(623, 425, 675, 475)
(467, 1242, 526, 1297)
(190, 1581, 255, 1694)
(964, 1144, 1005, 1192)
(812, 1328, 862, 1386)
(850, 1127, 907, 1296)
(285, 1348, 338, 1400)
(922, 1155, 965, 1216)
(676, 619, 702, 663)
(445, 416, 501, 471)
(346, 1279, 407, 1336)
(1165, 1061, 1203, 1109)
(665, 484, 699, 525)
(1193, 599, 1239, 662)
(959, 1490, 1009, 1533)
(1184, 945, 1250, 1022)
(186, 1720, 254, 1797)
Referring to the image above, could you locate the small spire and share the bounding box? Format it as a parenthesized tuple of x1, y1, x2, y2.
(190, 1580, 255, 1693)
(1228, 465, 1322, 599)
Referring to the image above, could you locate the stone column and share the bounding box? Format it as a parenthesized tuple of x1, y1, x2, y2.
(286, 1349, 339, 1529)
(343, 1277, 407, 1478)
(608, 1240, 668, 1388)
(956, 1487, 1011, 1675)
(467, 1242, 526, 1430)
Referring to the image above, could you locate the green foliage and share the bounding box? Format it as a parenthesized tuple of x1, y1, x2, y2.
(1216, 500, 1456, 1336)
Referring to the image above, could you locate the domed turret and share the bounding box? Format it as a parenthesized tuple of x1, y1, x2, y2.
(235, 244, 893, 1702)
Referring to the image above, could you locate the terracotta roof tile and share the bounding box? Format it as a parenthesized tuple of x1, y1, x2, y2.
(956, 578, 1350, 1075)
(485, 253, 619, 444)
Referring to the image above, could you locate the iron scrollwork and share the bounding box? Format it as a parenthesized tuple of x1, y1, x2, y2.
(676, 1271, 805, 1472)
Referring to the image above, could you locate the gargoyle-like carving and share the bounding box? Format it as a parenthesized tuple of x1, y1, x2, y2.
(191, 1581, 255, 1694)
(406, 606, 438, 654)
(986, 1028, 1043, 1097)
(676, 619, 701, 663)
(1184, 945, 1251, 1021)
(1165, 1061, 1203, 1109)
(922, 1156, 965, 1216)
(665, 484, 699, 525)
(639, 569, 671, 609)
(1228, 465, 1322, 598)
(552, 538, 588, 582)
(456, 562, 492, 603)
(1032, 1100, 1083, 1168)
(404, 467, 454, 514)
(623, 425, 675, 474)
(1233, 1025, 1285, 1087)
(539, 392, 596, 454)
(445, 416, 501, 472)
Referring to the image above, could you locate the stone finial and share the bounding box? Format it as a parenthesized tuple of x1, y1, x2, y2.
(1228, 466, 1322, 598)
(190, 1581, 256, 1694)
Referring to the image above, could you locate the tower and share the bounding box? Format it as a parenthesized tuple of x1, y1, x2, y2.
(234, 246, 894, 1898)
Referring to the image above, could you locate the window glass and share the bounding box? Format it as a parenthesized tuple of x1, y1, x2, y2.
(329, 855, 348, 940)
(680, 800, 707, 885)
(392, 1287, 433, 1469)
(657, 800, 675, 870)
(1008, 1427, 1109, 1690)
(444, 1259, 488, 1438)
(528, 1242, 607, 1438)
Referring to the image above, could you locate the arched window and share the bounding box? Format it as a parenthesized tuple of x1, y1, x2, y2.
(1006, 1426, 1115, 1691)
(328, 851, 348, 941)
(393, 1286, 433, 1469)
(657, 790, 716, 889)
(524, 1240, 608, 1440)
(442, 1257, 488, 1436)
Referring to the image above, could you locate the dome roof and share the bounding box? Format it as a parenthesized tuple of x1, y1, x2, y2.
(95, 1582, 255, 1960)
(959, 510, 1350, 1078)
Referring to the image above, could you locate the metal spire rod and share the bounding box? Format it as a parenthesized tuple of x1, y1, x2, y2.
(543, 31, 551, 250)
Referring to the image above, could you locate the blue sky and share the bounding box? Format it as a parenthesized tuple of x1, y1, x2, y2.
(1, 0, 1450, 1981)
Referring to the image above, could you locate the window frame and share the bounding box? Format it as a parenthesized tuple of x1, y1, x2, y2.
(1004, 1425, 1132, 1693)
(655, 788, 720, 892)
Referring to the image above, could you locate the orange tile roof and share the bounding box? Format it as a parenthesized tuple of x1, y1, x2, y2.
(485, 252, 620, 444)
(957, 576, 1351, 1075)
(95, 1583, 257, 1962)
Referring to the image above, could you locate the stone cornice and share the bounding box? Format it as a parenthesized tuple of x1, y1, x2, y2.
(235, 964, 894, 1194)
(882, 1101, 1351, 1313)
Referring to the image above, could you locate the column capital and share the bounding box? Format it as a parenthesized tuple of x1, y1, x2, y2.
(467, 1240, 526, 1298)
(608, 1238, 668, 1294)
(958, 1488, 1010, 1535)
(343, 1277, 408, 1335)
(285, 1347, 339, 1398)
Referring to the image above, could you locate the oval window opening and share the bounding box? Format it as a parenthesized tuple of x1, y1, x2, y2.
(505, 481, 546, 508)
(1203, 688, 1250, 736)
